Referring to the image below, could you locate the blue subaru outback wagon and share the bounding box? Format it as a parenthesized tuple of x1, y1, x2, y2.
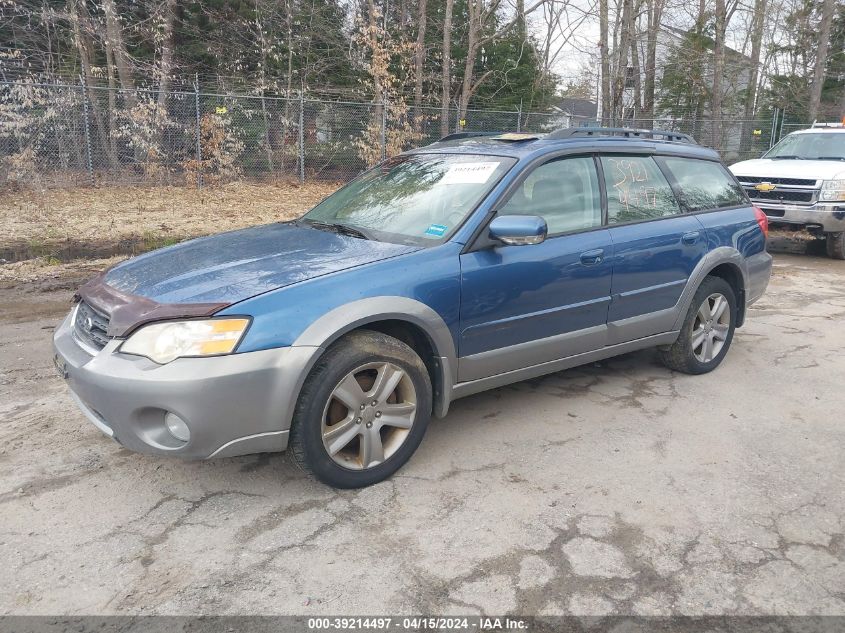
(53, 128, 772, 488)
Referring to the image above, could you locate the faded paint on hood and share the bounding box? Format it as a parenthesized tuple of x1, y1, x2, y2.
(103, 222, 420, 305)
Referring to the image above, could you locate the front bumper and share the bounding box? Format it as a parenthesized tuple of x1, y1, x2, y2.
(52, 310, 320, 459)
(754, 201, 845, 232)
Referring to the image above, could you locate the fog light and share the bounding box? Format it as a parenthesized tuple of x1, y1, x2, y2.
(164, 412, 190, 442)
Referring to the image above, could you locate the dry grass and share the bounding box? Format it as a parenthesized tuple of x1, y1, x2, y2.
(1, 180, 340, 248)
(0, 256, 125, 285)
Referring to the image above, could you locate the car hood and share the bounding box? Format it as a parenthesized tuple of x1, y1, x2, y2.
(729, 158, 845, 181)
(103, 222, 419, 305)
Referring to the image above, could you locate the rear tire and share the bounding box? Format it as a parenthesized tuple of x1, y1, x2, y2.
(826, 232, 845, 260)
(289, 330, 432, 488)
(659, 276, 737, 375)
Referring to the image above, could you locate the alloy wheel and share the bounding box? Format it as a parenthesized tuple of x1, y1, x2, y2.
(321, 362, 417, 470)
(692, 292, 731, 363)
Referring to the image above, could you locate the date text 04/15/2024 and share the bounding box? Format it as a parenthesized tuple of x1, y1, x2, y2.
(306, 617, 529, 630)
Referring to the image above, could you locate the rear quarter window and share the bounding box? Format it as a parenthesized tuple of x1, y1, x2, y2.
(660, 157, 747, 211)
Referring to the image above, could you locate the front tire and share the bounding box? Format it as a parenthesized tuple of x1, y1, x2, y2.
(289, 330, 432, 488)
(826, 232, 845, 260)
(659, 276, 737, 375)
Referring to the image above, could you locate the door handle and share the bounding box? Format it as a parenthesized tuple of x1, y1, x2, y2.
(580, 248, 604, 266)
(682, 231, 701, 245)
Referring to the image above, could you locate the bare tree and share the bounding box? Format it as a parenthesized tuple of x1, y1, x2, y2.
(101, 0, 137, 106)
(156, 0, 178, 112)
(455, 0, 546, 121)
(610, 0, 634, 124)
(740, 0, 768, 152)
(413, 0, 428, 120)
(808, 0, 834, 121)
(599, 0, 610, 124)
(642, 0, 666, 120)
(441, 0, 454, 135)
(711, 0, 739, 146)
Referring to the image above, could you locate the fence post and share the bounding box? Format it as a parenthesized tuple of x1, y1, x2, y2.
(769, 108, 778, 149)
(194, 74, 202, 190)
(380, 95, 388, 161)
(455, 107, 460, 133)
(516, 101, 522, 132)
(79, 75, 94, 187)
(298, 91, 305, 184)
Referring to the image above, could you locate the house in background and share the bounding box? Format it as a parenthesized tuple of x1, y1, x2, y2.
(546, 97, 598, 130)
(597, 23, 752, 157)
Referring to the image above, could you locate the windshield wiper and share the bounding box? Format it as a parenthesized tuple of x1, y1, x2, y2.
(815, 156, 845, 161)
(299, 219, 372, 240)
(769, 155, 805, 160)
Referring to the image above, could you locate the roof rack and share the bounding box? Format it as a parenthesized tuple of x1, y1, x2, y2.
(810, 121, 844, 128)
(547, 127, 697, 144)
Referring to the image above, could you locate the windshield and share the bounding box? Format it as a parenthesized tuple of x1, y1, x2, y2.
(302, 153, 515, 245)
(764, 132, 845, 160)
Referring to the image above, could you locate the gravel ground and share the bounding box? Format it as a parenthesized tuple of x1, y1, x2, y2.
(0, 252, 843, 616)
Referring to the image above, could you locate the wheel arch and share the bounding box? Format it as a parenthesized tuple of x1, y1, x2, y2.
(705, 261, 746, 326)
(673, 248, 748, 331)
(293, 297, 458, 418)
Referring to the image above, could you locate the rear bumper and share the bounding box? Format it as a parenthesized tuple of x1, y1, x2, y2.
(745, 250, 772, 306)
(52, 309, 320, 459)
(755, 201, 845, 232)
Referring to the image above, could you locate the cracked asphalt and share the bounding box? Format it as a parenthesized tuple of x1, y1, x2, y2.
(1, 252, 844, 616)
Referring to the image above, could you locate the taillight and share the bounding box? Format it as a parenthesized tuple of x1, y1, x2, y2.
(753, 206, 768, 239)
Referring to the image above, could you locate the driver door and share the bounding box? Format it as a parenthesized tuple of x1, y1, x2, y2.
(458, 155, 614, 382)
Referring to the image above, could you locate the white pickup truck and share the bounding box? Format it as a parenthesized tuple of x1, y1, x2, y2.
(730, 124, 845, 259)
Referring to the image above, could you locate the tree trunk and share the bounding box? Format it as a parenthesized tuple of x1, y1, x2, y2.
(599, 0, 610, 124)
(611, 0, 633, 124)
(629, 29, 642, 124)
(68, 0, 116, 169)
(367, 0, 384, 118)
(440, 0, 454, 135)
(711, 0, 727, 147)
(458, 0, 482, 121)
(102, 0, 136, 107)
(740, 0, 767, 154)
(156, 0, 177, 112)
(413, 0, 428, 123)
(642, 0, 664, 121)
(808, 0, 834, 122)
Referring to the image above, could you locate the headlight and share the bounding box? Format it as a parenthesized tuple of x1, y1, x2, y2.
(120, 318, 250, 364)
(820, 179, 845, 202)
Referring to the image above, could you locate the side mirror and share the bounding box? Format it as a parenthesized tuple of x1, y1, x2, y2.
(488, 215, 548, 246)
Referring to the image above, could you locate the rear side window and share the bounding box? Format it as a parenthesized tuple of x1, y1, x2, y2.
(661, 157, 747, 211)
(600, 156, 681, 224)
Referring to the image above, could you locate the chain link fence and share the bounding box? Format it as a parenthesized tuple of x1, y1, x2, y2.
(0, 80, 809, 190)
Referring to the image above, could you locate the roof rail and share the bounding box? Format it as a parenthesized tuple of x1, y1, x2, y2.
(547, 127, 697, 144)
(810, 121, 844, 128)
(436, 131, 501, 142)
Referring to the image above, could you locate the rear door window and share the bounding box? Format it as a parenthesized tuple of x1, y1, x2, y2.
(600, 156, 681, 224)
(660, 157, 747, 211)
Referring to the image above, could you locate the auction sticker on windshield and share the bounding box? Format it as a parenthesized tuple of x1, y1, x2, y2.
(440, 161, 501, 184)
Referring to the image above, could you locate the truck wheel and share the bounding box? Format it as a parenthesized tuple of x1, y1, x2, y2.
(289, 330, 432, 488)
(826, 232, 845, 260)
(659, 276, 737, 375)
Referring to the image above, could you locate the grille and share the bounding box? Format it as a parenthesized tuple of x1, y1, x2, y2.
(73, 301, 111, 352)
(738, 176, 817, 187)
(745, 189, 815, 204)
